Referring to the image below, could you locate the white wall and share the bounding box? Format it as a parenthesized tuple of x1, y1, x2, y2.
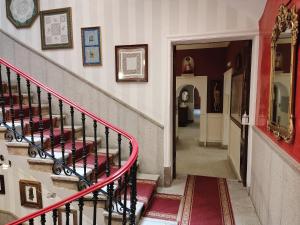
(228, 120, 241, 179)
(0, 0, 266, 126)
(223, 68, 232, 146)
(251, 127, 300, 225)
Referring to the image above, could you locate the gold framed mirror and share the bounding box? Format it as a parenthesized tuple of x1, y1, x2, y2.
(268, 4, 298, 143)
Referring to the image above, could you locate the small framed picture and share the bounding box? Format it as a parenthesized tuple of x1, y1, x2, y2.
(81, 26, 102, 66)
(40, 7, 73, 50)
(19, 180, 43, 209)
(115, 44, 148, 82)
(0, 175, 5, 194)
(6, 0, 39, 28)
(58, 208, 78, 225)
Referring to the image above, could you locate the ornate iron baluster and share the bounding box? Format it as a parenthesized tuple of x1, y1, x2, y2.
(105, 126, 110, 177)
(40, 214, 46, 225)
(70, 106, 76, 172)
(93, 191, 98, 225)
(26, 79, 34, 144)
(16, 74, 24, 141)
(0, 65, 6, 125)
(93, 120, 98, 183)
(65, 203, 70, 225)
(122, 172, 128, 225)
(78, 197, 84, 225)
(59, 100, 66, 166)
(37, 86, 44, 157)
(118, 133, 122, 188)
(48, 93, 55, 157)
(81, 113, 87, 178)
(129, 143, 137, 225)
(29, 218, 34, 225)
(52, 209, 58, 225)
(7, 67, 16, 139)
(108, 182, 114, 225)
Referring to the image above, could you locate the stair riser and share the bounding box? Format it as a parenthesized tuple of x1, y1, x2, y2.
(104, 217, 140, 225)
(28, 162, 53, 173)
(52, 179, 79, 191)
(84, 200, 106, 208)
(7, 145, 29, 156)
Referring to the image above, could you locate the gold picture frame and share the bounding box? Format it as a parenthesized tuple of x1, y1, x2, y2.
(40, 7, 73, 50)
(268, 4, 298, 143)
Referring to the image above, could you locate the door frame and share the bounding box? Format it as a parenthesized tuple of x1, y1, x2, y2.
(164, 30, 260, 187)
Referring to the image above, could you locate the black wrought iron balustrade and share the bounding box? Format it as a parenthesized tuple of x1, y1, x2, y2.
(0, 59, 139, 225)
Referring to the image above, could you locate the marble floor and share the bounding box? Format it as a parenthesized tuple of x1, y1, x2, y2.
(176, 120, 236, 179)
(139, 118, 261, 225)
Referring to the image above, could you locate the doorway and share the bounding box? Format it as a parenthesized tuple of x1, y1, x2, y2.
(172, 40, 253, 185)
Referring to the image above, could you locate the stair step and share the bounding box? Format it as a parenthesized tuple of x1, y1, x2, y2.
(77, 136, 102, 144)
(103, 200, 144, 225)
(64, 125, 82, 139)
(83, 184, 118, 208)
(27, 152, 70, 173)
(51, 167, 93, 190)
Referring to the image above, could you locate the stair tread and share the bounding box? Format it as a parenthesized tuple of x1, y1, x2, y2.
(98, 148, 118, 155)
(137, 173, 160, 182)
(51, 167, 93, 181)
(64, 125, 82, 131)
(77, 136, 102, 143)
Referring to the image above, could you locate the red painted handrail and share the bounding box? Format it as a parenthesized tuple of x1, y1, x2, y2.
(0, 57, 139, 225)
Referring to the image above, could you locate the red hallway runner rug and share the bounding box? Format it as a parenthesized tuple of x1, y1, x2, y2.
(144, 193, 182, 221)
(179, 175, 235, 225)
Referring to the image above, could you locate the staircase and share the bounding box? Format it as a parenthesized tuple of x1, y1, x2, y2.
(0, 58, 159, 225)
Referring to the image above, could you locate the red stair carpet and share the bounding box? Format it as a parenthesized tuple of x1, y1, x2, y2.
(179, 175, 235, 225)
(144, 193, 182, 221)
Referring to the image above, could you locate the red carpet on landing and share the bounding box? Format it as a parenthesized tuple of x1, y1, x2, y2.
(144, 193, 182, 221)
(179, 175, 235, 225)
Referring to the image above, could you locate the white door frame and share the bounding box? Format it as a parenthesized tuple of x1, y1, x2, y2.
(163, 29, 260, 187)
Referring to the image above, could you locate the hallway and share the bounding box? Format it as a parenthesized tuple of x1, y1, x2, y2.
(176, 117, 236, 179)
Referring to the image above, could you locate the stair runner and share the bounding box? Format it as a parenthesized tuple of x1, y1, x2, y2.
(2, 82, 160, 223)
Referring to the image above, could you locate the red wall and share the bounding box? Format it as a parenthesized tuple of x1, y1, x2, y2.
(256, 0, 300, 162)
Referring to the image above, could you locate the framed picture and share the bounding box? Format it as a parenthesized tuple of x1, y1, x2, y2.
(58, 208, 78, 225)
(40, 7, 73, 50)
(209, 80, 223, 113)
(115, 44, 148, 82)
(81, 27, 102, 66)
(19, 180, 43, 209)
(230, 73, 244, 126)
(0, 175, 5, 194)
(6, 0, 39, 28)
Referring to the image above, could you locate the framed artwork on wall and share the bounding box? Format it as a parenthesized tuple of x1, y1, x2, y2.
(19, 180, 43, 209)
(81, 27, 102, 66)
(6, 0, 39, 28)
(40, 7, 73, 50)
(58, 208, 78, 225)
(230, 73, 244, 126)
(0, 175, 5, 194)
(115, 44, 148, 82)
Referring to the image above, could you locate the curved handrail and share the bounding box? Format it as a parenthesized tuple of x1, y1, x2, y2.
(0, 57, 139, 225)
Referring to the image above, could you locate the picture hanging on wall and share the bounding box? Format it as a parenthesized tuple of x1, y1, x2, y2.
(115, 44, 148, 82)
(19, 180, 43, 209)
(81, 26, 102, 66)
(0, 175, 5, 194)
(40, 7, 73, 50)
(6, 0, 39, 28)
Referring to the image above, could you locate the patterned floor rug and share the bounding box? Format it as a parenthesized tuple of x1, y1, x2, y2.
(144, 193, 182, 221)
(179, 175, 235, 225)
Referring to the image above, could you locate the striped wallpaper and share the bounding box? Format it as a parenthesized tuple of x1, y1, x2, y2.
(0, 0, 266, 124)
